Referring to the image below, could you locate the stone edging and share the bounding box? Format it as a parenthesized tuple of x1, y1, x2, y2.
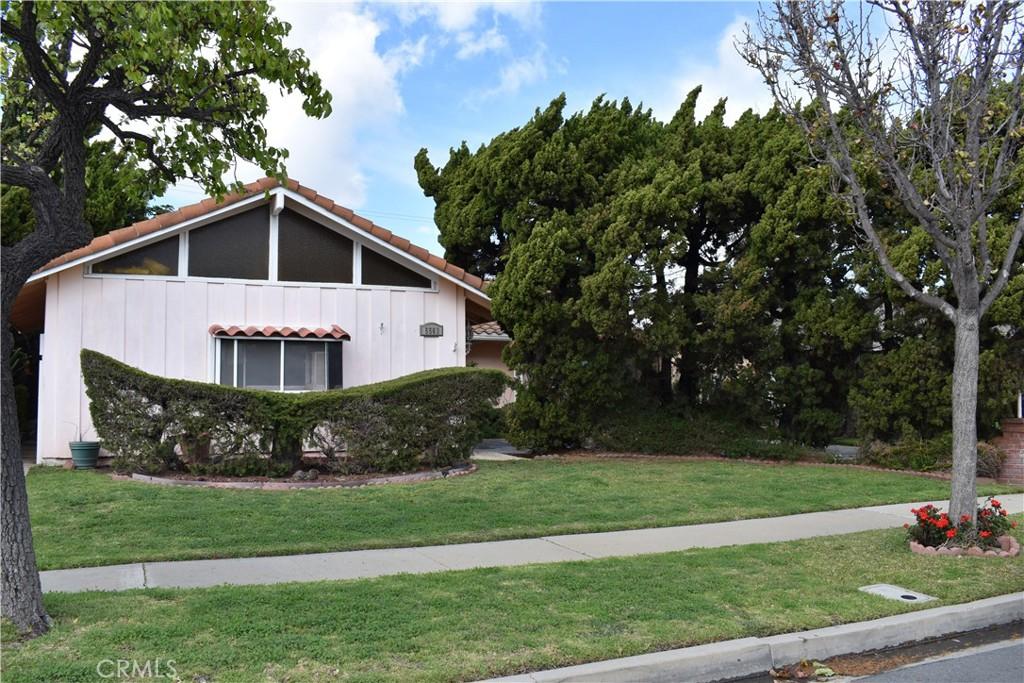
(910, 534, 1020, 558)
(126, 463, 476, 490)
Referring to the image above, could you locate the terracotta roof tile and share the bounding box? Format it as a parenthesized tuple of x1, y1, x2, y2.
(370, 225, 392, 240)
(348, 214, 374, 230)
(471, 321, 508, 338)
(209, 323, 351, 341)
(330, 205, 354, 221)
(91, 235, 115, 252)
(32, 177, 487, 296)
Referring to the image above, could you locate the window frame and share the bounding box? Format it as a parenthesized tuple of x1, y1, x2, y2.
(214, 337, 344, 392)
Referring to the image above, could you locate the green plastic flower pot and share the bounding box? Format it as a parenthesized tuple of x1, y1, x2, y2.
(69, 441, 100, 469)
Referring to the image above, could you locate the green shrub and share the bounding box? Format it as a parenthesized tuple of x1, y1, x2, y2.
(861, 434, 1005, 476)
(476, 404, 510, 439)
(81, 350, 507, 475)
(590, 406, 807, 461)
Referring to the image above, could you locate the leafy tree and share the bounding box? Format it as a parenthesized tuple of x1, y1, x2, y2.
(419, 91, 777, 447)
(2, 139, 168, 246)
(741, 1, 1024, 524)
(698, 107, 879, 444)
(1, 1, 330, 635)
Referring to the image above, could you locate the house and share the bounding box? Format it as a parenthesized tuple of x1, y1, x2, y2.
(10, 177, 511, 465)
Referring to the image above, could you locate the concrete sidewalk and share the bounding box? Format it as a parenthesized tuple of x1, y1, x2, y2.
(40, 494, 1023, 594)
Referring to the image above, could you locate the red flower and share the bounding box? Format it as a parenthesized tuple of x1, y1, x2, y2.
(980, 530, 991, 538)
(946, 529, 957, 539)
(991, 499, 1001, 508)
(903, 523, 910, 529)
(1000, 509, 1007, 516)
(960, 514, 971, 522)
(936, 517, 949, 529)
(1012, 522, 1018, 529)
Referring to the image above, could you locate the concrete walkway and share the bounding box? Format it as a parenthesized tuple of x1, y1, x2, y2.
(40, 493, 1023, 594)
(472, 438, 530, 461)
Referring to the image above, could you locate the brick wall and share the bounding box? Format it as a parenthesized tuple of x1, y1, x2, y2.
(994, 418, 1024, 485)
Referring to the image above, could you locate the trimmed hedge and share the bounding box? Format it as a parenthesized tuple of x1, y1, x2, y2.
(590, 406, 810, 461)
(81, 349, 508, 475)
(861, 435, 1006, 478)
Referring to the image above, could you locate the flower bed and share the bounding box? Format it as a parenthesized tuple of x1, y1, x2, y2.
(905, 497, 1020, 558)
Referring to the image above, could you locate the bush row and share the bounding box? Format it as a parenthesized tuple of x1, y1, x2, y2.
(589, 405, 810, 461)
(81, 349, 508, 475)
(861, 435, 1006, 478)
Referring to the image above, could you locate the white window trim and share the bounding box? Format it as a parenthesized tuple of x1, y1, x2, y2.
(215, 337, 343, 392)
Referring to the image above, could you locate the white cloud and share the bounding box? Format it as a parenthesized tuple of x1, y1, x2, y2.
(657, 16, 775, 124)
(455, 26, 508, 59)
(466, 46, 561, 104)
(396, 1, 540, 32)
(165, 3, 423, 208)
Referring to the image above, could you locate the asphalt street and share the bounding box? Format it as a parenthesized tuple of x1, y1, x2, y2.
(859, 639, 1023, 683)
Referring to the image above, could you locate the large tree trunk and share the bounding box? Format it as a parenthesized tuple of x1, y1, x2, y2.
(948, 309, 980, 526)
(1, 323, 50, 635)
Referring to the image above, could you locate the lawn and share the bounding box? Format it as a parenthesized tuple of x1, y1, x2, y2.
(28, 458, 1016, 570)
(6, 524, 1023, 683)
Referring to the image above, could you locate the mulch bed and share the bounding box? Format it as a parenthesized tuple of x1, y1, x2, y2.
(113, 463, 476, 490)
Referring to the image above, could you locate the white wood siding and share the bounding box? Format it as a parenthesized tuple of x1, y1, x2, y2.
(36, 266, 467, 462)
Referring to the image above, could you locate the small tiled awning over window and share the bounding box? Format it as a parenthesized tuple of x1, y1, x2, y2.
(209, 324, 350, 340)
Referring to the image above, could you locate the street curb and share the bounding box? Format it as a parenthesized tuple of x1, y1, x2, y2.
(480, 593, 1024, 683)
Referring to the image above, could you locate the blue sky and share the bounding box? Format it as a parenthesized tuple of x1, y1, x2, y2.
(163, 1, 774, 255)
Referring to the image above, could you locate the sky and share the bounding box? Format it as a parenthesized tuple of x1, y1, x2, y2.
(162, 1, 776, 255)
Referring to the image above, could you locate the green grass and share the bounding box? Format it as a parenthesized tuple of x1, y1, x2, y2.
(6, 525, 1023, 683)
(28, 459, 1016, 570)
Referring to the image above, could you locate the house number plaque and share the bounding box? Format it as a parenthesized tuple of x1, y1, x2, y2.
(419, 322, 444, 337)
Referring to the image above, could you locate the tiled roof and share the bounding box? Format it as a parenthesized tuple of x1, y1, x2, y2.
(471, 321, 509, 339)
(36, 176, 485, 292)
(209, 324, 350, 340)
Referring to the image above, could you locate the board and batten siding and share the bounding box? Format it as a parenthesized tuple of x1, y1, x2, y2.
(36, 265, 467, 463)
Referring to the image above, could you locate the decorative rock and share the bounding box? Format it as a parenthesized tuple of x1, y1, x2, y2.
(908, 536, 1019, 558)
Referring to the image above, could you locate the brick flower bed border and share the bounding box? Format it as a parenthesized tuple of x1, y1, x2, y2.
(120, 463, 477, 490)
(909, 534, 1020, 558)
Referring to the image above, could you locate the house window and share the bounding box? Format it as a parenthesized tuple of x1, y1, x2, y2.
(188, 206, 269, 280)
(216, 338, 343, 391)
(92, 236, 179, 276)
(361, 246, 431, 288)
(278, 208, 353, 283)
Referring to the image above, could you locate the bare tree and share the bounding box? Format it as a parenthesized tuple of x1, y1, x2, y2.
(740, 1, 1023, 525)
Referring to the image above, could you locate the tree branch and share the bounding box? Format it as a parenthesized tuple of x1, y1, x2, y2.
(980, 210, 1024, 316)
